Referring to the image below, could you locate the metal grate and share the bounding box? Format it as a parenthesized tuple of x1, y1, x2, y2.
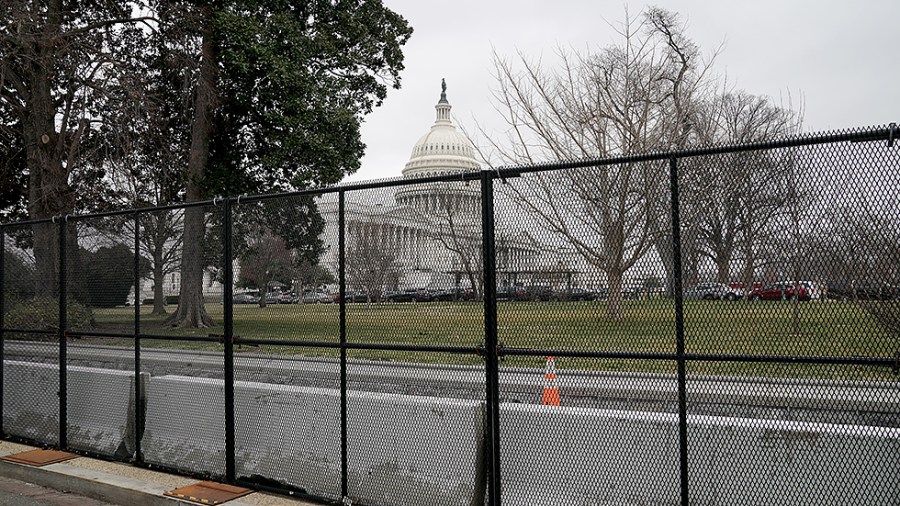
(0, 449, 77, 466)
(163, 481, 252, 505)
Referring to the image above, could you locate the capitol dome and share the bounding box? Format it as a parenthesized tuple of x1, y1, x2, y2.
(402, 80, 480, 177)
(396, 80, 480, 214)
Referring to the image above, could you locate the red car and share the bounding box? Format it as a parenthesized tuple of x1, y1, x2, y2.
(749, 282, 810, 301)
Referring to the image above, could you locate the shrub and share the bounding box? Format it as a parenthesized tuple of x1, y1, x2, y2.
(4, 296, 94, 339)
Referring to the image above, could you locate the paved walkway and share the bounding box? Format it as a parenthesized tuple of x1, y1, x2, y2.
(0, 475, 114, 506)
(0, 440, 319, 506)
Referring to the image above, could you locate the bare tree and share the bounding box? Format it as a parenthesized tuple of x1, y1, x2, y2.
(686, 91, 802, 289)
(482, 8, 712, 318)
(238, 228, 294, 308)
(294, 259, 335, 300)
(427, 188, 483, 299)
(345, 220, 400, 304)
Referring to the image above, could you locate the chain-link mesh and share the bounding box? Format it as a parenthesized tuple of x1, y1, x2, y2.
(339, 182, 487, 505)
(2, 222, 61, 445)
(343, 181, 484, 350)
(58, 216, 138, 458)
(1, 127, 897, 506)
(680, 141, 899, 365)
(500, 358, 681, 506)
(233, 348, 341, 499)
(346, 350, 486, 506)
(685, 363, 899, 505)
(231, 194, 340, 343)
(678, 135, 899, 506)
(134, 204, 227, 478)
(139, 348, 226, 478)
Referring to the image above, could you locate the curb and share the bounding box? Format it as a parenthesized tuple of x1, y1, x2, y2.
(0, 450, 272, 506)
(0, 457, 193, 506)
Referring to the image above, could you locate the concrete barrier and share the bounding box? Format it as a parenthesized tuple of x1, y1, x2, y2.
(499, 403, 900, 506)
(140, 375, 228, 477)
(141, 375, 485, 506)
(2, 360, 144, 458)
(2, 360, 59, 445)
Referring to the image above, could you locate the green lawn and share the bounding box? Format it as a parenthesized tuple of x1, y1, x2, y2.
(78, 299, 898, 381)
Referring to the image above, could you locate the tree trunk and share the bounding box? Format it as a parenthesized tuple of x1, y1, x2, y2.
(25, 1, 72, 294)
(606, 268, 624, 319)
(151, 257, 167, 315)
(164, 11, 217, 328)
(741, 249, 755, 299)
(715, 252, 731, 284)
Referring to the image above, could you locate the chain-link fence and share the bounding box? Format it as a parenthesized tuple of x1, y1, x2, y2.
(1, 125, 898, 505)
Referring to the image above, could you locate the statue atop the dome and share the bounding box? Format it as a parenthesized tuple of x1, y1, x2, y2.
(439, 78, 448, 103)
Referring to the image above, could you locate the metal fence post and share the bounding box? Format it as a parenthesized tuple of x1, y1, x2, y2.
(57, 217, 67, 450)
(338, 190, 349, 502)
(0, 226, 4, 438)
(223, 198, 236, 482)
(668, 157, 690, 505)
(480, 170, 502, 506)
(133, 212, 142, 462)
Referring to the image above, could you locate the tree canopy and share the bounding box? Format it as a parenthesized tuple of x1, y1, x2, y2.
(1, 0, 412, 327)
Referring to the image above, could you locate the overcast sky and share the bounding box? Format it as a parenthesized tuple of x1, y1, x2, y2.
(349, 0, 900, 181)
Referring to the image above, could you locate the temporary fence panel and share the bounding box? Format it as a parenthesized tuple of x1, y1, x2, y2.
(136, 204, 228, 480)
(1, 221, 62, 446)
(0, 125, 897, 506)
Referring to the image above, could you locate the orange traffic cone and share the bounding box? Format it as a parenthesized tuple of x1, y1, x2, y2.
(542, 356, 561, 406)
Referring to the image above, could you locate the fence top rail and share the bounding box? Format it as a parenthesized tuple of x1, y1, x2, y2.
(497, 123, 898, 177)
(0, 123, 895, 227)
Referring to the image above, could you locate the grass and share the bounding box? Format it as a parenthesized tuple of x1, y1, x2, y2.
(69, 299, 897, 380)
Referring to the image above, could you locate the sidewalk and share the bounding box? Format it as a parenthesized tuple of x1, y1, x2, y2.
(0, 441, 320, 506)
(0, 475, 115, 506)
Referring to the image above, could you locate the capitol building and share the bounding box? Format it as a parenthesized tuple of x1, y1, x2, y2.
(123, 82, 591, 305)
(317, 82, 579, 295)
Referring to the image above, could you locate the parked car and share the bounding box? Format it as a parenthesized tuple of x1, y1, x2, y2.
(497, 285, 526, 301)
(434, 288, 475, 301)
(523, 285, 553, 301)
(388, 289, 432, 303)
(278, 291, 298, 304)
(333, 292, 376, 303)
(826, 281, 900, 301)
(300, 290, 331, 304)
(552, 288, 596, 301)
(232, 292, 260, 304)
(749, 282, 810, 301)
(794, 281, 821, 300)
(684, 282, 739, 301)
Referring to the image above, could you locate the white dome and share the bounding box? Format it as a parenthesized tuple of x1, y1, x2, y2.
(402, 82, 480, 177)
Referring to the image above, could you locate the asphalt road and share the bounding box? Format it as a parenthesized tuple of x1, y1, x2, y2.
(0, 476, 113, 506)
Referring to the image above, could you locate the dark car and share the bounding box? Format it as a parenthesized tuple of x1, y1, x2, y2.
(684, 282, 740, 301)
(495, 286, 523, 301)
(523, 285, 552, 301)
(552, 288, 595, 301)
(388, 289, 432, 303)
(826, 281, 899, 301)
(749, 282, 810, 301)
(333, 292, 373, 303)
(434, 288, 476, 301)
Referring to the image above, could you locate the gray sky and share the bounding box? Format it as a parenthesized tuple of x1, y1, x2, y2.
(350, 0, 900, 181)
